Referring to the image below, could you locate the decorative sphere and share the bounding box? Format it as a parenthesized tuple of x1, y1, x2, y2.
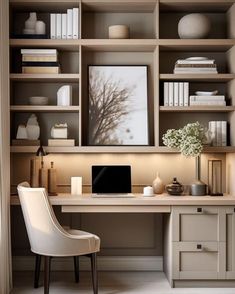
(178, 13, 211, 39)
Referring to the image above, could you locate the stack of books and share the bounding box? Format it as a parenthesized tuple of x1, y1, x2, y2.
(164, 82, 189, 106)
(190, 95, 226, 106)
(50, 8, 79, 39)
(174, 57, 218, 74)
(209, 121, 227, 146)
(21, 49, 60, 74)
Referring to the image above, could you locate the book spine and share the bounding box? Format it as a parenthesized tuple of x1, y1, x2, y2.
(48, 139, 75, 146)
(190, 101, 226, 106)
(168, 82, 174, 107)
(221, 121, 227, 147)
(164, 82, 169, 106)
(190, 95, 225, 101)
(67, 9, 73, 39)
(209, 121, 217, 146)
(176, 60, 215, 65)
(22, 67, 60, 74)
(22, 55, 57, 62)
(179, 82, 184, 106)
(50, 14, 56, 39)
(56, 14, 62, 39)
(62, 14, 67, 39)
(21, 49, 57, 55)
(183, 82, 189, 106)
(216, 121, 222, 146)
(22, 62, 59, 67)
(173, 82, 179, 106)
(72, 8, 79, 39)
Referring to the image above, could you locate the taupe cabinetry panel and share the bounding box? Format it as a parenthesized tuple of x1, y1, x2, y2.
(173, 242, 226, 280)
(225, 207, 235, 279)
(172, 206, 225, 242)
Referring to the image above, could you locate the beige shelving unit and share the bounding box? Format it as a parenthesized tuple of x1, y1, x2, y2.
(9, 0, 235, 153)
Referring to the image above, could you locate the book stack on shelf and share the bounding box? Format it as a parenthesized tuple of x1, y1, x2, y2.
(174, 57, 218, 74)
(190, 91, 226, 106)
(50, 8, 79, 39)
(209, 121, 227, 146)
(21, 49, 60, 74)
(164, 82, 189, 106)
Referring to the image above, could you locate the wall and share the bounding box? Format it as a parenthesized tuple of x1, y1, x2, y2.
(11, 153, 226, 257)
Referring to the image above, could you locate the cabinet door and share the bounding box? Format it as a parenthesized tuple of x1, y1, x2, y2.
(173, 242, 226, 280)
(172, 206, 225, 242)
(225, 207, 235, 279)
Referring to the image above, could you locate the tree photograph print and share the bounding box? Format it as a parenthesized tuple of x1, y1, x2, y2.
(88, 65, 149, 145)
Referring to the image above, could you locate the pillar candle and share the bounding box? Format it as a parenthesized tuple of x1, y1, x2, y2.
(71, 177, 82, 195)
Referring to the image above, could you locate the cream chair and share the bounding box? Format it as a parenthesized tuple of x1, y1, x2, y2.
(17, 182, 100, 294)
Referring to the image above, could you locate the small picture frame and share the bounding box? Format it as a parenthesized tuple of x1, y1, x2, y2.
(88, 65, 149, 146)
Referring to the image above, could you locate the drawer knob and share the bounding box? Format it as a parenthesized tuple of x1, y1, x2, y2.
(197, 244, 202, 250)
(197, 208, 202, 213)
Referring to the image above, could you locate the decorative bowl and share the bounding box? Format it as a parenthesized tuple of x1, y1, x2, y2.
(29, 96, 48, 105)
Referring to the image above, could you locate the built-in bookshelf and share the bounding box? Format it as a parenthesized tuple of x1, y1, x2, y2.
(9, 0, 235, 153)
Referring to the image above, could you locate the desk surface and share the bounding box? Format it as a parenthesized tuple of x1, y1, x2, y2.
(10, 193, 235, 213)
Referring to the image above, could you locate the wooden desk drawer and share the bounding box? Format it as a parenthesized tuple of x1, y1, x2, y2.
(173, 242, 226, 280)
(172, 206, 222, 242)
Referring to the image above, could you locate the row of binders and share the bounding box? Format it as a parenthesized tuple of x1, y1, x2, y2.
(50, 8, 79, 40)
(164, 82, 189, 106)
(21, 49, 60, 74)
(209, 121, 227, 147)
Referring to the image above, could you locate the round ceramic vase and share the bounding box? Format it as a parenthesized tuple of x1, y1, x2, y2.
(178, 13, 211, 39)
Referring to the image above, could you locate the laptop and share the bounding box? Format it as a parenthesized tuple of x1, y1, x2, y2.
(91, 165, 134, 198)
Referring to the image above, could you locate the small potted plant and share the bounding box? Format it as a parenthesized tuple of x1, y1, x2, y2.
(162, 121, 207, 196)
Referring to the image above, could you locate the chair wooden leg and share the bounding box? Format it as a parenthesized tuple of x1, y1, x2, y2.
(34, 254, 41, 288)
(44, 256, 51, 294)
(73, 256, 79, 283)
(91, 253, 98, 294)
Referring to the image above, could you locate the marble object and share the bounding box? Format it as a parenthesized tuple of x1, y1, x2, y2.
(57, 85, 72, 106)
(26, 114, 40, 140)
(143, 186, 154, 197)
(178, 13, 211, 39)
(71, 177, 82, 195)
(108, 25, 130, 39)
(16, 124, 28, 139)
(24, 12, 37, 34)
(29, 96, 48, 105)
(51, 123, 68, 139)
(35, 20, 46, 35)
(152, 173, 165, 194)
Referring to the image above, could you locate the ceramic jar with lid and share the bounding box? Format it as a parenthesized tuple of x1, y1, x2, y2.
(166, 177, 184, 196)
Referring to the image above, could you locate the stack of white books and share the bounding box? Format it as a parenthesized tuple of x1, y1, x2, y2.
(209, 121, 227, 146)
(190, 95, 226, 106)
(50, 8, 79, 39)
(174, 57, 218, 74)
(164, 82, 189, 106)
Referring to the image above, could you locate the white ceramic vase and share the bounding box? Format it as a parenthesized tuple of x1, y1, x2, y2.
(178, 13, 211, 39)
(26, 114, 40, 140)
(35, 20, 46, 35)
(25, 12, 37, 31)
(152, 173, 165, 194)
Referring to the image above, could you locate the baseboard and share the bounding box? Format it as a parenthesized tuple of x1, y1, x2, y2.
(13, 256, 163, 272)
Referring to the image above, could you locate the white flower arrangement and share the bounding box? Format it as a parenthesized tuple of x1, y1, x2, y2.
(162, 122, 205, 157)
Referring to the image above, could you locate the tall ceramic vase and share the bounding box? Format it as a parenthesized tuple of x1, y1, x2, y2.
(191, 155, 207, 196)
(152, 172, 165, 194)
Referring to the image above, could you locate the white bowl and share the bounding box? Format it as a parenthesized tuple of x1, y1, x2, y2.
(29, 96, 48, 105)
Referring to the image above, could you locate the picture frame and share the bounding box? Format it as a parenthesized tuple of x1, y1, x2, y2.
(88, 65, 149, 146)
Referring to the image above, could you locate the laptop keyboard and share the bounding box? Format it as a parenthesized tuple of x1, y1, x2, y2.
(92, 193, 135, 198)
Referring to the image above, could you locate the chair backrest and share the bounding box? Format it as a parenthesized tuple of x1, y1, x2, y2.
(17, 182, 72, 256)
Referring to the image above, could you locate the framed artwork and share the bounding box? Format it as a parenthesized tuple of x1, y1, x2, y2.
(88, 65, 149, 146)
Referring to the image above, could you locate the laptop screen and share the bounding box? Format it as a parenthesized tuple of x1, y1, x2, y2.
(92, 165, 131, 193)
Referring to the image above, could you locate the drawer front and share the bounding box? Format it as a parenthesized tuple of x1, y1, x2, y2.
(225, 208, 235, 279)
(173, 242, 226, 280)
(172, 206, 225, 242)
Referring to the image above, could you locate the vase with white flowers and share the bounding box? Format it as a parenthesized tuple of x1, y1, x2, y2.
(162, 121, 207, 196)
